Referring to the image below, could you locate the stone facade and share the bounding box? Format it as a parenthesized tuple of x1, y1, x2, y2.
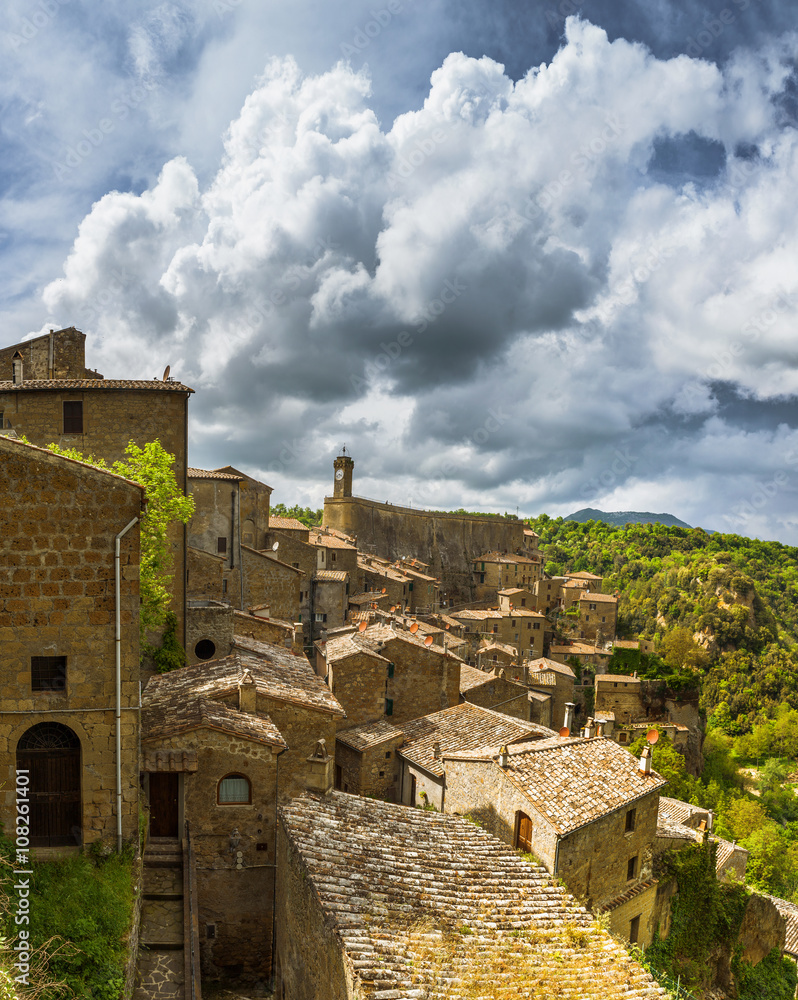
(241, 546, 302, 622)
(334, 722, 405, 800)
(579, 592, 618, 642)
(187, 545, 226, 602)
(0, 327, 99, 382)
(595, 674, 645, 724)
(186, 602, 235, 665)
(472, 552, 541, 601)
(0, 436, 143, 848)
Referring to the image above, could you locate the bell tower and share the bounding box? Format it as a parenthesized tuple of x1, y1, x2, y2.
(333, 448, 354, 498)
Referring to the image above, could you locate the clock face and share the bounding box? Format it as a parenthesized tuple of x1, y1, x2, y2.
(335, 468, 344, 480)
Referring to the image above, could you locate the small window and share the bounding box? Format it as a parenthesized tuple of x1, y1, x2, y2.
(627, 855, 637, 880)
(533, 622, 540, 630)
(385, 751, 391, 759)
(315, 613, 327, 623)
(629, 915, 640, 944)
(194, 639, 216, 661)
(222, 578, 228, 594)
(331, 552, 336, 562)
(379, 771, 385, 777)
(63, 400, 83, 433)
(387, 662, 395, 678)
(385, 698, 393, 717)
(408, 581, 413, 592)
(521, 598, 526, 606)
(511, 620, 516, 628)
(625, 808, 636, 833)
(619, 732, 628, 744)
(217, 537, 227, 554)
(31, 656, 66, 692)
(206, 923, 217, 940)
(589, 603, 596, 611)
(0, 410, 4, 429)
(218, 774, 251, 804)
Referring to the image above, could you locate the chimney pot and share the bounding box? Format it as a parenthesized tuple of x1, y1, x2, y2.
(639, 745, 652, 774)
(498, 745, 509, 768)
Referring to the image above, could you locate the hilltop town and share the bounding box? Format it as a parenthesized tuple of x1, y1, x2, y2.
(1, 328, 797, 1000)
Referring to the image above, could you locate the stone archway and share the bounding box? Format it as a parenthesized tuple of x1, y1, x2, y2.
(17, 722, 81, 847)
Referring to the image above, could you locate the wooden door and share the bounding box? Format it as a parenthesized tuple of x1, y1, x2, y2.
(516, 812, 533, 853)
(149, 773, 179, 838)
(17, 723, 81, 847)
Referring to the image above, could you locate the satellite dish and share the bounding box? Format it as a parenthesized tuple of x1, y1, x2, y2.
(409, 623, 419, 634)
(358, 621, 368, 633)
(424, 635, 434, 646)
(559, 726, 570, 738)
(381, 588, 387, 594)
(390, 605, 397, 612)
(272, 541, 279, 551)
(646, 729, 660, 745)
(445, 624, 450, 630)
(162, 365, 170, 381)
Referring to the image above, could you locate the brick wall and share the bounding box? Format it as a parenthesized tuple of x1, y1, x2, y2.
(0, 437, 143, 846)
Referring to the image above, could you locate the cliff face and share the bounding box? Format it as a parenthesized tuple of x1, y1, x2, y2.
(323, 495, 525, 602)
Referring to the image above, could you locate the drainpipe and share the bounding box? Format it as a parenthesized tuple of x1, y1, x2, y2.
(271, 745, 288, 989)
(237, 485, 244, 612)
(115, 516, 139, 854)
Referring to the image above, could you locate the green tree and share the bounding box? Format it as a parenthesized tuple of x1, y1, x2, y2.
(46, 440, 194, 650)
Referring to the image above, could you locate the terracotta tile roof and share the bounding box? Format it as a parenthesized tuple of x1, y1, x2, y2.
(581, 592, 618, 604)
(243, 545, 305, 574)
(474, 551, 539, 564)
(232, 638, 346, 715)
(551, 643, 607, 656)
(478, 640, 517, 656)
(528, 657, 576, 679)
(483, 736, 667, 835)
(595, 673, 641, 684)
(234, 610, 294, 631)
(764, 895, 798, 956)
(361, 623, 464, 660)
(348, 591, 387, 605)
(529, 690, 551, 702)
(568, 571, 602, 580)
(279, 792, 670, 999)
(459, 664, 500, 692)
(144, 643, 345, 718)
(598, 877, 658, 914)
(309, 529, 357, 550)
(336, 720, 403, 751)
(498, 587, 529, 595)
(187, 468, 243, 481)
(594, 710, 616, 722)
(142, 693, 286, 748)
(614, 640, 641, 649)
(269, 515, 310, 531)
(0, 378, 193, 392)
(314, 569, 349, 582)
(323, 633, 392, 665)
(399, 702, 554, 777)
(529, 670, 558, 686)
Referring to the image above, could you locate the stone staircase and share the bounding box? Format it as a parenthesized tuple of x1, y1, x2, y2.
(134, 839, 186, 1000)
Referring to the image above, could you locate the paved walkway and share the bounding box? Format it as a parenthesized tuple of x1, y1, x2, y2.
(133, 840, 186, 1000)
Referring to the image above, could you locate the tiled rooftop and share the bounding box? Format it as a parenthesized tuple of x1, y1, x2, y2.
(581, 591, 618, 603)
(142, 694, 286, 749)
(568, 571, 602, 579)
(323, 633, 391, 665)
(460, 664, 501, 692)
(269, 515, 310, 531)
(764, 895, 798, 956)
(187, 468, 243, 480)
(348, 591, 388, 605)
(336, 720, 403, 751)
(144, 643, 345, 718)
(473, 551, 539, 564)
(0, 378, 193, 391)
(400, 702, 553, 777)
(467, 736, 667, 835)
(528, 656, 576, 679)
(595, 673, 641, 684)
(279, 792, 670, 999)
(314, 569, 349, 582)
(309, 528, 357, 550)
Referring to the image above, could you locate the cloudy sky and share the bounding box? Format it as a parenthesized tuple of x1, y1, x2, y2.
(3, 1, 798, 541)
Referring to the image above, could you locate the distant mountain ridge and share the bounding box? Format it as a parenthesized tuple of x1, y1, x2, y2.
(565, 508, 694, 529)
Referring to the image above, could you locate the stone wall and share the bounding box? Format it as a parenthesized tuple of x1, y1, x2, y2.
(328, 651, 388, 728)
(0, 327, 97, 382)
(0, 436, 143, 846)
(324, 495, 525, 602)
(0, 383, 189, 640)
(233, 610, 298, 652)
(187, 546, 226, 602)
(605, 882, 659, 949)
(594, 678, 644, 724)
(187, 479, 237, 565)
(275, 820, 353, 1000)
(380, 637, 460, 725)
(241, 546, 301, 623)
(143, 726, 279, 981)
(335, 733, 404, 800)
(186, 603, 234, 665)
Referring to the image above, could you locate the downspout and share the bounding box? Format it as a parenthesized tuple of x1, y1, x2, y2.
(554, 835, 561, 877)
(183, 393, 189, 650)
(271, 745, 288, 989)
(115, 516, 139, 854)
(238, 484, 244, 611)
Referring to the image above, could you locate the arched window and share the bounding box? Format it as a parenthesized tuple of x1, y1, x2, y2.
(217, 774, 251, 805)
(515, 811, 533, 853)
(17, 723, 81, 847)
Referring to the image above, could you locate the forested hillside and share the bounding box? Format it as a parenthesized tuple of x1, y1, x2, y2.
(530, 515, 798, 733)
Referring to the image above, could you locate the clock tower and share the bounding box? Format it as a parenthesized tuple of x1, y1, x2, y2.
(333, 449, 354, 498)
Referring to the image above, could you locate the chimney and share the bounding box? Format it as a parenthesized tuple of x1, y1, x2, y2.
(432, 741, 441, 761)
(238, 669, 257, 713)
(596, 721, 605, 737)
(639, 745, 652, 774)
(582, 717, 595, 738)
(305, 738, 334, 794)
(12, 351, 23, 385)
(563, 703, 576, 733)
(498, 745, 509, 768)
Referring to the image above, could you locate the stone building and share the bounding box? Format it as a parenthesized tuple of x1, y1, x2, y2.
(594, 673, 645, 724)
(323, 452, 526, 603)
(498, 586, 537, 611)
(275, 791, 670, 1000)
(0, 327, 192, 641)
(316, 623, 461, 728)
(472, 550, 541, 600)
(334, 720, 405, 800)
(451, 607, 545, 661)
(141, 640, 345, 980)
(0, 436, 144, 850)
(396, 702, 554, 809)
(579, 590, 618, 642)
(442, 735, 667, 945)
(534, 575, 566, 611)
(549, 641, 611, 673)
(526, 656, 576, 731)
(459, 664, 538, 722)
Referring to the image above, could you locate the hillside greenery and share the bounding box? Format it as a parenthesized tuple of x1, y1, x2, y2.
(529, 515, 798, 732)
(270, 503, 323, 527)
